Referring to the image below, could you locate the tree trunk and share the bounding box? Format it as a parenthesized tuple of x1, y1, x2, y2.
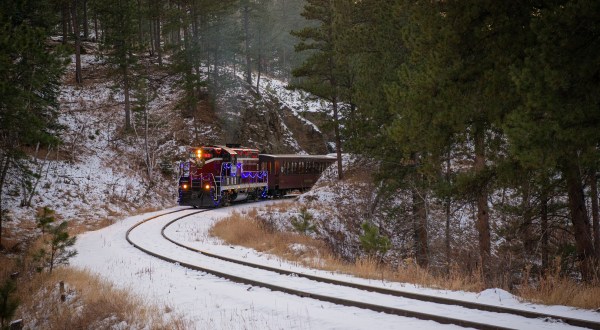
(412, 181, 429, 268)
(155, 18, 162, 66)
(72, 0, 82, 84)
(563, 160, 596, 280)
(445, 155, 451, 273)
(589, 171, 600, 258)
(149, 20, 155, 56)
(332, 96, 343, 180)
(62, 4, 68, 44)
(138, 0, 143, 48)
(124, 63, 132, 131)
(144, 103, 152, 181)
(474, 127, 491, 280)
(541, 189, 549, 271)
(243, 1, 252, 85)
(0, 155, 11, 249)
(520, 179, 534, 254)
(82, 0, 88, 40)
(93, 10, 98, 41)
(256, 29, 262, 93)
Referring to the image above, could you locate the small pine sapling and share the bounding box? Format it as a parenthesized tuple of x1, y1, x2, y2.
(0, 279, 19, 329)
(33, 220, 77, 273)
(35, 206, 56, 234)
(290, 207, 316, 235)
(359, 222, 391, 262)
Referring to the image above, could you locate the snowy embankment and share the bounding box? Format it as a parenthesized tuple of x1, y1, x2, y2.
(72, 202, 600, 329)
(4, 54, 186, 237)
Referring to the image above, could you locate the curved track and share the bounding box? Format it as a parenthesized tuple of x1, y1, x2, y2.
(127, 207, 600, 330)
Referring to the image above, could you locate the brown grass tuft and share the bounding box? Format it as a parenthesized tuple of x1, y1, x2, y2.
(517, 262, 600, 309)
(15, 267, 192, 329)
(209, 210, 600, 309)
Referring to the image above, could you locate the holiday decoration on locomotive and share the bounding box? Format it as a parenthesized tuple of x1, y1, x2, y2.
(177, 144, 336, 208)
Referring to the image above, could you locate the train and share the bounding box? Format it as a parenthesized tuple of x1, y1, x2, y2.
(177, 144, 336, 208)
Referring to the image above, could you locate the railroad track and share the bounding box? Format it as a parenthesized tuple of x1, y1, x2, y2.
(127, 207, 600, 330)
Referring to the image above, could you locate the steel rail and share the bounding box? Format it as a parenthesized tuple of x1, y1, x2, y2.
(161, 213, 600, 330)
(125, 208, 598, 330)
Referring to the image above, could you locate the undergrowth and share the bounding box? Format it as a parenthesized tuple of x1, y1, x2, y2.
(210, 210, 600, 310)
(14, 267, 191, 329)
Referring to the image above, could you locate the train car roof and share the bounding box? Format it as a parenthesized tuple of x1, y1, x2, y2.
(259, 154, 337, 160)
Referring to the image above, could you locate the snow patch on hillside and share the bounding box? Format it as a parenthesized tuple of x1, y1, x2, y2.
(3, 55, 184, 239)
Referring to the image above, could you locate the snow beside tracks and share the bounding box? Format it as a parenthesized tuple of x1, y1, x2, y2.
(72, 202, 600, 329)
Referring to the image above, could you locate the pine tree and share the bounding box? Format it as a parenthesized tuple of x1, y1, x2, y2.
(0, 0, 66, 248)
(507, 0, 600, 280)
(93, 0, 141, 131)
(291, 0, 351, 180)
(0, 279, 19, 330)
(33, 221, 77, 273)
(384, 0, 532, 280)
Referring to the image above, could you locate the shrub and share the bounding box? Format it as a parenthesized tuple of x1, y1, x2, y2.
(290, 207, 316, 235)
(33, 221, 77, 273)
(359, 222, 390, 260)
(0, 279, 19, 329)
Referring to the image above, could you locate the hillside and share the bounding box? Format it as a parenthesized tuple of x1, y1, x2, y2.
(0, 43, 331, 250)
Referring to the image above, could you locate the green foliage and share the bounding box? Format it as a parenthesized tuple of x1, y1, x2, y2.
(0, 279, 19, 330)
(290, 207, 316, 234)
(33, 220, 77, 273)
(35, 206, 56, 234)
(359, 222, 390, 257)
(0, 0, 66, 248)
(0, 0, 66, 151)
(291, 0, 352, 103)
(506, 0, 600, 171)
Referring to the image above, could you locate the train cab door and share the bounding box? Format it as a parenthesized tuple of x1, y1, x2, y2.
(273, 160, 280, 189)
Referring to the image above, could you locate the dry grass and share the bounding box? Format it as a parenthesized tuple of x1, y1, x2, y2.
(210, 211, 600, 309)
(210, 210, 329, 262)
(517, 263, 600, 309)
(210, 211, 486, 291)
(15, 267, 191, 329)
(1, 205, 190, 329)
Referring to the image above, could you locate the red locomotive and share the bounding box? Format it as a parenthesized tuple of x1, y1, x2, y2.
(178, 144, 336, 208)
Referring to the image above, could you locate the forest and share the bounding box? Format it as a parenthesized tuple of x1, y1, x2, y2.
(1, 0, 599, 293)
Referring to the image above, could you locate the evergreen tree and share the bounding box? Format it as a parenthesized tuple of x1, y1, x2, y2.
(93, 0, 140, 131)
(384, 0, 532, 280)
(0, 279, 19, 330)
(33, 221, 77, 273)
(36, 207, 56, 234)
(507, 0, 600, 280)
(0, 0, 66, 248)
(291, 0, 351, 180)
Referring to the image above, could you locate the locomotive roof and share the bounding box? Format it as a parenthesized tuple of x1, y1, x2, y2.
(259, 154, 337, 160)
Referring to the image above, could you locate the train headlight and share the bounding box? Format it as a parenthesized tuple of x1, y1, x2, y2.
(182, 184, 188, 190)
(196, 149, 202, 158)
(204, 184, 210, 190)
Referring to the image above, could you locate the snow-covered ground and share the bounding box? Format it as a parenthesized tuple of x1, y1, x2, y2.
(72, 202, 600, 329)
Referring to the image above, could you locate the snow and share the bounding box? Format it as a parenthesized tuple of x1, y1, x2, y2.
(72, 202, 600, 329)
